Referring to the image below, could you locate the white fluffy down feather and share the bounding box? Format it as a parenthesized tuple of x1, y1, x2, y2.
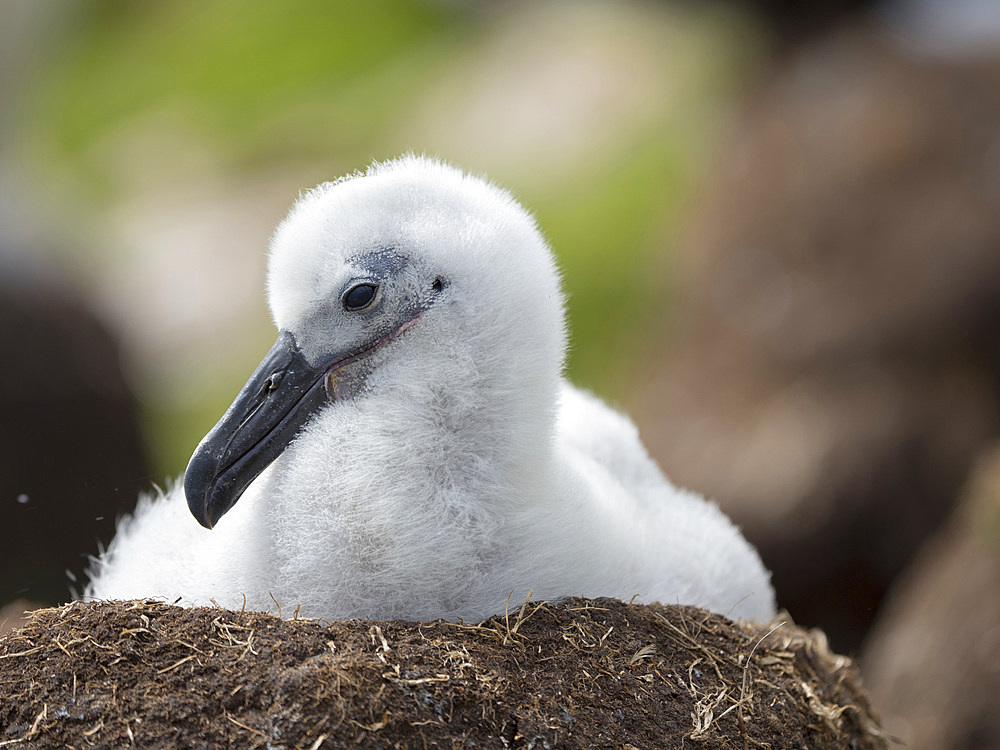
(86, 156, 775, 622)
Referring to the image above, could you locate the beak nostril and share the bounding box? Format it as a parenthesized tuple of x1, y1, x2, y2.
(257, 371, 284, 400)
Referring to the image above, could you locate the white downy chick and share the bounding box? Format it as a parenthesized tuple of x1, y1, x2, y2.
(86, 157, 775, 623)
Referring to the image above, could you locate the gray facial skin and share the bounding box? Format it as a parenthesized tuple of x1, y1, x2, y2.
(183, 248, 446, 529)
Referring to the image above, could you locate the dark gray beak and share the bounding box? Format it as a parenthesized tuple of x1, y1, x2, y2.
(183, 330, 328, 529)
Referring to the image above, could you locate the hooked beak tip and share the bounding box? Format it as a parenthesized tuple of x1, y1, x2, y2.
(184, 453, 222, 530)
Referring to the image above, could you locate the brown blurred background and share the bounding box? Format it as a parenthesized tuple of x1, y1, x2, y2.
(2, 1, 999, 746)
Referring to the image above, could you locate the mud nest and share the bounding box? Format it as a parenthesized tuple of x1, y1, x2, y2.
(0, 597, 886, 749)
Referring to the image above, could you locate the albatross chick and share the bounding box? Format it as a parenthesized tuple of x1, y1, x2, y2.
(86, 157, 775, 623)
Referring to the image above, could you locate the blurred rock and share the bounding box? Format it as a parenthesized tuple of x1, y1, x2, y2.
(634, 21, 1000, 652)
(0, 262, 148, 606)
(728, 0, 876, 47)
(861, 445, 1000, 749)
(0, 599, 39, 637)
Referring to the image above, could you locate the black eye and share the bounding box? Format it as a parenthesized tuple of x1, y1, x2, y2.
(343, 283, 378, 311)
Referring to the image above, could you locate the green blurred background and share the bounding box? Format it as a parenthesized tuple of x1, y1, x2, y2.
(4, 0, 759, 478)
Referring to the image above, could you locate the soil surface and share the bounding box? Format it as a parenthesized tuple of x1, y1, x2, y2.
(0, 597, 885, 749)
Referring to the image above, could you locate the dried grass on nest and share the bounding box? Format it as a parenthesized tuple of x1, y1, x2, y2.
(0, 597, 888, 749)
